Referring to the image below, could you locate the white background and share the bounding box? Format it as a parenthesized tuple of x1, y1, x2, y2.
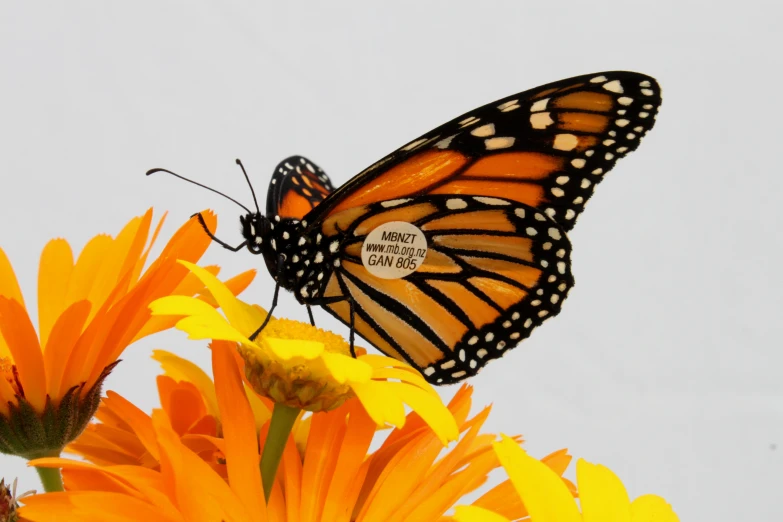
(1, 2, 781, 520)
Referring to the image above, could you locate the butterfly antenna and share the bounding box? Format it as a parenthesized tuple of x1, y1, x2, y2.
(235, 159, 261, 215)
(146, 167, 252, 214)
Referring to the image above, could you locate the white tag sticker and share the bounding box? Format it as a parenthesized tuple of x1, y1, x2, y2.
(361, 221, 428, 279)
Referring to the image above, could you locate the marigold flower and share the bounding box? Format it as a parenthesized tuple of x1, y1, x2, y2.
(451, 435, 679, 522)
(149, 261, 458, 444)
(20, 342, 573, 521)
(0, 210, 254, 470)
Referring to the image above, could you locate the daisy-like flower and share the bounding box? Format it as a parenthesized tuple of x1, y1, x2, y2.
(452, 435, 679, 522)
(0, 209, 254, 491)
(20, 341, 574, 521)
(149, 261, 460, 496)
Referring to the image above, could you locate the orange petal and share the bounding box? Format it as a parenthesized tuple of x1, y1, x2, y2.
(44, 300, 91, 398)
(130, 212, 167, 284)
(300, 407, 347, 521)
(0, 246, 25, 308)
(321, 401, 376, 522)
(20, 491, 182, 522)
(0, 297, 45, 410)
(98, 391, 160, 462)
(212, 340, 266, 519)
(152, 409, 259, 522)
(86, 210, 152, 316)
(65, 234, 113, 305)
(37, 239, 74, 348)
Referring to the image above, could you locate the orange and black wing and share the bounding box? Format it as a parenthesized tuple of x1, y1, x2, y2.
(266, 156, 334, 220)
(313, 195, 574, 384)
(303, 71, 661, 232)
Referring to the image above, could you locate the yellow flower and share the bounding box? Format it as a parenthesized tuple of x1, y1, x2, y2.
(0, 210, 254, 465)
(149, 261, 458, 444)
(452, 435, 679, 522)
(21, 342, 573, 521)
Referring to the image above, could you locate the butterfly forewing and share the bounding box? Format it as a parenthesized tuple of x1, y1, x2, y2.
(302, 71, 661, 232)
(266, 155, 335, 219)
(310, 195, 574, 384)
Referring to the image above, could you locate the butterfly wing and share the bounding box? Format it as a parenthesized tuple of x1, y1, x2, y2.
(266, 156, 335, 219)
(303, 71, 661, 232)
(312, 195, 573, 384)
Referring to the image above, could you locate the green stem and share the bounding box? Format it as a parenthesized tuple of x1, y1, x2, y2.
(260, 403, 300, 500)
(35, 464, 64, 492)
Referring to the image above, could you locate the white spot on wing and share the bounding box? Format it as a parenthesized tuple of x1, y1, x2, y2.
(473, 196, 509, 206)
(381, 198, 412, 208)
(590, 75, 607, 83)
(553, 134, 578, 151)
(446, 198, 467, 210)
(571, 158, 586, 168)
(530, 98, 550, 112)
(530, 112, 554, 129)
(485, 137, 515, 150)
(603, 80, 623, 93)
(435, 134, 458, 149)
(471, 124, 495, 137)
(402, 138, 428, 151)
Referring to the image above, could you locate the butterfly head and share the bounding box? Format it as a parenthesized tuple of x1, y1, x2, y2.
(240, 212, 272, 255)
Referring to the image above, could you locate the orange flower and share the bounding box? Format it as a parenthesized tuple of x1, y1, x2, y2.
(24, 343, 573, 521)
(0, 209, 254, 466)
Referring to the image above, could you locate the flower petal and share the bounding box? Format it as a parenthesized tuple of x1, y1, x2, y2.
(265, 338, 324, 360)
(44, 300, 91, 397)
(630, 494, 680, 522)
(577, 459, 631, 522)
(493, 435, 581, 522)
(453, 505, 512, 522)
(0, 297, 46, 410)
(212, 340, 266, 519)
(37, 238, 74, 347)
(177, 261, 267, 336)
(0, 246, 25, 308)
(153, 350, 220, 420)
(322, 352, 372, 384)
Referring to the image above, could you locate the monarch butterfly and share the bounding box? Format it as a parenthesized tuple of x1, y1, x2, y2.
(148, 71, 661, 385)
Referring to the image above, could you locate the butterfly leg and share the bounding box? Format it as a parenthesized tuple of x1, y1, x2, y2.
(303, 295, 358, 358)
(306, 305, 315, 326)
(349, 299, 356, 358)
(193, 212, 248, 252)
(249, 255, 286, 341)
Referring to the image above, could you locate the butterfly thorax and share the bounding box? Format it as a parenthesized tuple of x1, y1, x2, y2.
(243, 213, 340, 302)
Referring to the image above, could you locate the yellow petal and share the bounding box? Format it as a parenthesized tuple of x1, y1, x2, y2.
(150, 295, 224, 318)
(493, 435, 581, 522)
(388, 381, 458, 444)
(264, 338, 324, 360)
(178, 261, 266, 336)
(453, 505, 512, 522)
(322, 352, 372, 384)
(351, 380, 407, 428)
(577, 459, 631, 522)
(630, 494, 680, 522)
(175, 316, 252, 344)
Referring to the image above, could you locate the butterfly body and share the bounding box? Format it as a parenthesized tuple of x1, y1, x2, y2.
(153, 71, 662, 385)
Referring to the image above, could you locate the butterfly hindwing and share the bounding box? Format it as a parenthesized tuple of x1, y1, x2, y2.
(309, 195, 574, 384)
(303, 71, 661, 232)
(266, 155, 335, 219)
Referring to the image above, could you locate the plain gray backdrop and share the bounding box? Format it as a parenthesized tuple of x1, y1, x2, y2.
(1, 2, 781, 520)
